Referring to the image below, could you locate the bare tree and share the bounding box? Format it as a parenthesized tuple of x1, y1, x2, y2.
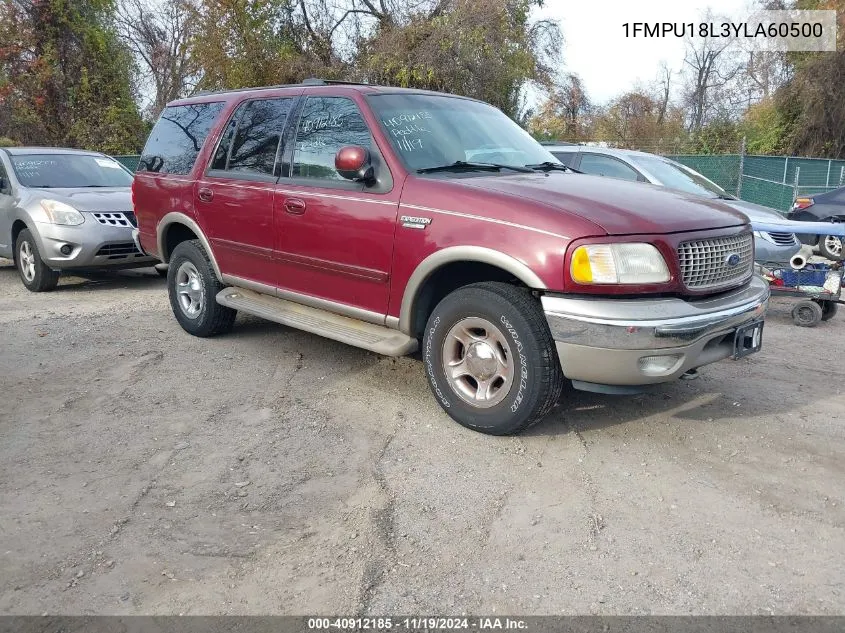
(116, 0, 199, 119)
(655, 61, 672, 126)
(681, 12, 741, 132)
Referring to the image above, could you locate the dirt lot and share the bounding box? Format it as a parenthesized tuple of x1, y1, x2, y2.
(0, 256, 844, 616)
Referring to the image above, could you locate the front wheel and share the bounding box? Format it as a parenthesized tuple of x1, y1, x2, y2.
(422, 282, 564, 435)
(15, 229, 60, 292)
(167, 240, 236, 337)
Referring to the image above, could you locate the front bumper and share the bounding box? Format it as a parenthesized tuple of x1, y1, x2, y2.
(542, 275, 770, 387)
(33, 218, 157, 270)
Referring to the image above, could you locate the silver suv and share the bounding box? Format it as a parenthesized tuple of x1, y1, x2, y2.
(0, 148, 157, 291)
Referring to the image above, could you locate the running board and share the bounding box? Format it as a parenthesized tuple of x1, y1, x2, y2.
(216, 287, 418, 357)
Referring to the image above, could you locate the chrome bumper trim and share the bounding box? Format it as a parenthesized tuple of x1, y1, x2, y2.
(541, 275, 769, 351)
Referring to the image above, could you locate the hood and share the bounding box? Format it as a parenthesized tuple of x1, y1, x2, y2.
(30, 187, 132, 212)
(460, 173, 748, 235)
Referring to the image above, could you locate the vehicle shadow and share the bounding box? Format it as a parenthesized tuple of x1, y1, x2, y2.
(213, 312, 827, 438)
(0, 259, 165, 291)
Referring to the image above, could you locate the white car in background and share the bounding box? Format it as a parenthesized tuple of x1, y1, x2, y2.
(543, 144, 802, 265)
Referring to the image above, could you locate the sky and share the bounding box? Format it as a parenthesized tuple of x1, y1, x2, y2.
(535, 0, 755, 105)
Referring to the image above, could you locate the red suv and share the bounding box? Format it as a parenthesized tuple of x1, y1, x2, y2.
(132, 80, 768, 435)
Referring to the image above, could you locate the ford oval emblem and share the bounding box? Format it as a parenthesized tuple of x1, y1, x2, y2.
(726, 253, 741, 267)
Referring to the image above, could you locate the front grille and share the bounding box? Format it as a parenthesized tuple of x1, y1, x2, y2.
(95, 242, 144, 259)
(92, 212, 135, 228)
(767, 231, 797, 246)
(678, 232, 754, 290)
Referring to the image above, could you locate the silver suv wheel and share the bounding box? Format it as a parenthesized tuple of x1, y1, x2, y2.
(19, 239, 36, 282)
(175, 261, 205, 318)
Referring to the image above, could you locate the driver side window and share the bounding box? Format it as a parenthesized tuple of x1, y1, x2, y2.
(292, 97, 372, 181)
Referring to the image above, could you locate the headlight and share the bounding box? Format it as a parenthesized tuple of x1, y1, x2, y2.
(40, 200, 84, 226)
(570, 243, 670, 284)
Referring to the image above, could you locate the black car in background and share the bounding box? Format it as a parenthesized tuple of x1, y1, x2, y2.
(789, 185, 845, 260)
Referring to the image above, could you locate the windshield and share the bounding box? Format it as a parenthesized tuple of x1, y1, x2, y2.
(367, 94, 558, 173)
(10, 154, 133, 188)
(631, 155, 728, 198)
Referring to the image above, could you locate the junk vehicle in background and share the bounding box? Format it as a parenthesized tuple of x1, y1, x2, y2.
(132, 80, 769, 435)
(752, 218, 845, 328)
(544, 144, 802, 265)
(0, 147, 157, 291)
(789, 186, 845, 261)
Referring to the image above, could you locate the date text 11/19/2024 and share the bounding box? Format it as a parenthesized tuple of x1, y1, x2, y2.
(307, 617, 529, 630)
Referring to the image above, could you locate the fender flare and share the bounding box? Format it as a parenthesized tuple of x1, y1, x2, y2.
(398, 246, 547, 334)
(157, 212, 223, 282)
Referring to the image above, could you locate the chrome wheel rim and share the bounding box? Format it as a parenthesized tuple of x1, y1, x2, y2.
(19, 240, 36, 282)
(175, 261, 204, 318)
(824, 235, 842, 257)
(442, 316, 514, 408)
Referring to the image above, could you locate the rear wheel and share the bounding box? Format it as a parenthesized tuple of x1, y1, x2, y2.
(15, 229, 59, 292)
(422, 282, 563, 435)
(167, 240, 236, 337)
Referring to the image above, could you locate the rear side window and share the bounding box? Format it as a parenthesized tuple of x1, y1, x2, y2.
(138, 102, 225, 175)
(211, 98, 292, 176)
(551, 151, 577, 166)
(578, 153, 640, 182)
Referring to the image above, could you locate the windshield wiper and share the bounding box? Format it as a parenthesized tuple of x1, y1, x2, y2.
(715, 194, 736, 200)
(417, 161, 533, 174)
(525, 161, 581, 174)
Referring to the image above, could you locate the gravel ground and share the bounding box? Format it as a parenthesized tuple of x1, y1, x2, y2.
(0, 257, 843, 616)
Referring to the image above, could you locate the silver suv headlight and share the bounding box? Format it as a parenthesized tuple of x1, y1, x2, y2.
(40, 200, 85, 226)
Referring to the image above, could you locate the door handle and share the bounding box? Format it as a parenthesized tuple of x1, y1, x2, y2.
(197, 187, 214, 202)
(284, 198, 306, 215)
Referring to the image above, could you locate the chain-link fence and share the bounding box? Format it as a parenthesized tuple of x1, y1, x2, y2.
(113, 155, 140, 172)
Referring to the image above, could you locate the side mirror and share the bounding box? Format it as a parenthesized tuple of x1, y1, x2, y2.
(335, 146, 374, 183)
(0, 176, 8, 193)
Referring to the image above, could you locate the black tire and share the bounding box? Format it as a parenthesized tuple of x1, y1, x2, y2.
(792, 300, 823, 327)
(818, 234, 844, 261)
(167, 240, 236, 337)
(815, 300, 838, 321)
(422, 282, 564, 435)
(15, 229, 60, 292)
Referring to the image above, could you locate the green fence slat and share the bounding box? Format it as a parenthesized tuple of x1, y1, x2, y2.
(112, 155, 140, 173)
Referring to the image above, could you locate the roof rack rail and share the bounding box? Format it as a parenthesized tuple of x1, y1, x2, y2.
(191, 78, 369, 97)
(301, 78, 369, 86)
(193, 83, 302, 97)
